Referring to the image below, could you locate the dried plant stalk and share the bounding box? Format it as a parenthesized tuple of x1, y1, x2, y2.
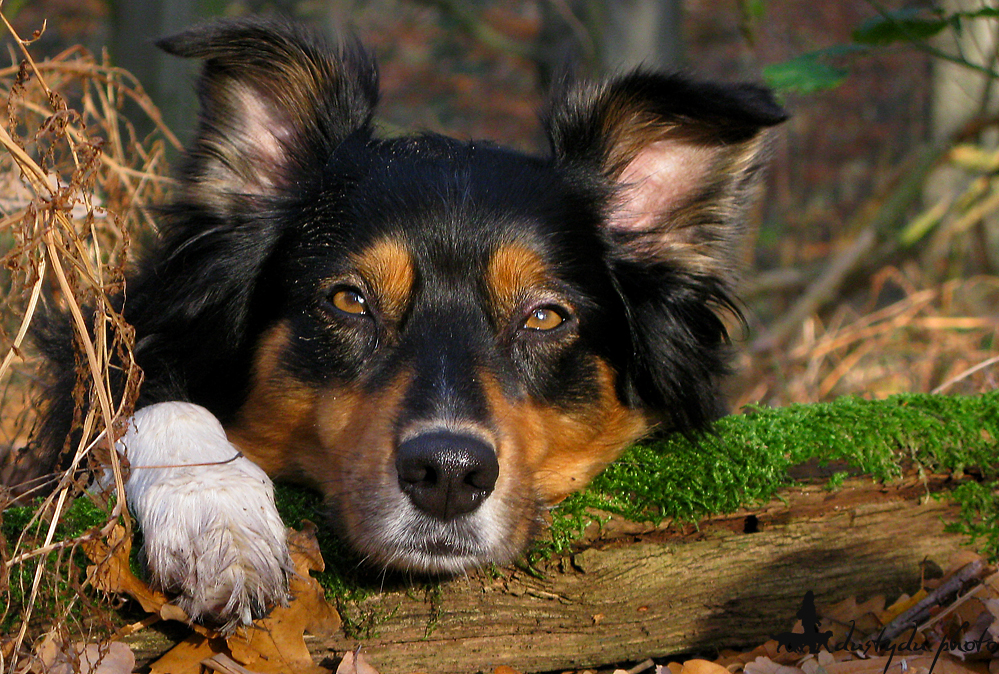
(0, 15, 177, 666)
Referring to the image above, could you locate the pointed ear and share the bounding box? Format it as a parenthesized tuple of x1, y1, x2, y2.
(545, 73, 786, 431)
(544, 72, 786, 282)
(157, 18, 378, 212)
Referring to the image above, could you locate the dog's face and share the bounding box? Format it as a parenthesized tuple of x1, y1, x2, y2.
(131, 20, 785, 573)
(227, 138, 654, 571)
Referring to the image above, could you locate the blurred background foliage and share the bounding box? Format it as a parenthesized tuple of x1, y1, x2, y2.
(4, 0, 999, 409)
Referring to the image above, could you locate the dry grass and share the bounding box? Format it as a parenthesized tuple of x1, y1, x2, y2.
(736, 137, 999, 408)
(738, 266, 999, 407)
(0, 15, 176, 669)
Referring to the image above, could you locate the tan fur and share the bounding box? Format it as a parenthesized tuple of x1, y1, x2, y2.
(352, 238, 414, 322)
(226, 242, 647, 563)
(227, 320, 647, 545)
(486, 243, 555, 320)
(483, 360, 650, 504)
(225, 322, 320, 479)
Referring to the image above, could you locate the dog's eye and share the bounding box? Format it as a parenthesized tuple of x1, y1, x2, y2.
(522, 306, 565, 331)
(329, 288, 369, 316)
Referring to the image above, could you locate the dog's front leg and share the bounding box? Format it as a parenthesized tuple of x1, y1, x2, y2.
(116, 401, 292, 632)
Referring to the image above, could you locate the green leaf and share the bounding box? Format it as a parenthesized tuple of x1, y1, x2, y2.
(742, 0, 766, 20)
(763, 58, 846, 94)
(763, 44, 868, 94)
(853, 8, 949, 45)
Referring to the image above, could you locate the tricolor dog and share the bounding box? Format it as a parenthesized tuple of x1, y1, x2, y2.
(36, 18, 785, 630)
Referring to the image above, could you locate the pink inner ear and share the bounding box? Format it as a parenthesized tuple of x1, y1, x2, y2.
(229, 84, 296, 194)
(610, 137, 718, 234)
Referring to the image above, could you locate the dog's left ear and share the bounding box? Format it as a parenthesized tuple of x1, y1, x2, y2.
(545, 72, 786, 279)
(545, 73, 787, 430)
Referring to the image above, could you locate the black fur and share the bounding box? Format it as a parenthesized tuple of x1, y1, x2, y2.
(34, 18, 785, 564)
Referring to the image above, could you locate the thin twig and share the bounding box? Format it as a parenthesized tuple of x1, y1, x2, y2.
(865, 559, 984, 642)
(932, 354, 999, 394)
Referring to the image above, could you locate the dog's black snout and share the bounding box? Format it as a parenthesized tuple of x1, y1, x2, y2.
(396, 431, 499, 521)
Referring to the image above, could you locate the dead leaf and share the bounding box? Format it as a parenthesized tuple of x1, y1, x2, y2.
(824, 595, 887, 624)
(336, 649, 380, 674)
(84, 524, 171, 616)
(493, 667, 522, 674)
(940, 553, 987, 582)
(743, 657, 806, 674)
(150, 633, 230, 674)
(799, 658, 822, 674)
(880, 590, 928, 624)
(226, 524, 340, 674)
(203, 652, 274, 674)
(161, 603, 192, 624)
(822, 655, 977, 674)
(77, 643, 135, 674)
(33, 637, 134, 674)
(681, 660, 732, 674)
(984, 571, 999, 595)
(821, 595, 885, 647)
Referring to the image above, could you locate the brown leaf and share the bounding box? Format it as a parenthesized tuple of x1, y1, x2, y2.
(335, 649, 380, 674)
(743, 656, 806, 674)
(938, 553, 988, 584)
(150, 633, 230, 674)
(822, 655, 978, 674)
(203, 652, 275, 674)
(84, 524, 171, 616)
(33, 637, 135, 674)
(821, 595, 885, 646)
(880, 590, 928, 624)
(87, 524, 340, 674)
(680, 660, 732, 674)
(226, 524, 340, 674)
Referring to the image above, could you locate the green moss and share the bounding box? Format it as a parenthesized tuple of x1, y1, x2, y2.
(945, 480, 999, 561)
(825, 471, 849, 491)
(2, 494, 111, 544)
(1, 493, 114, 633)
(271, 483, 372, 602)
(543, 391, 998, 557)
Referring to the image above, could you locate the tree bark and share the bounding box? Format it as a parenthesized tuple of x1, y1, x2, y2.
(535, 0, 684, 85)
(125, 476, 971, 673)
(314, 476, 968, 673)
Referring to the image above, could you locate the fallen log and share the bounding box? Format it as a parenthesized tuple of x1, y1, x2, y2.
(295, 474, 968, 673)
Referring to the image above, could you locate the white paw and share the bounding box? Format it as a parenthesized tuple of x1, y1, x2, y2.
(118, 402, 292, 632)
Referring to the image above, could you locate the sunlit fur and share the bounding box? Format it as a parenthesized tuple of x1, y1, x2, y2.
(35, 18, 786, 629)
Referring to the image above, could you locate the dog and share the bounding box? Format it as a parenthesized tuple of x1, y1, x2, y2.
(34, 18, 785, 631)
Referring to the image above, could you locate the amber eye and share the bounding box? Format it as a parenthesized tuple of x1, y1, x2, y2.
(330, 288, 368, 316)
(522, 306, 565, 331)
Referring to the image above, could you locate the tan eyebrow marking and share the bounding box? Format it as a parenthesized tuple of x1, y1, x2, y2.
(352, 238, 415, 321)
(486, 243, 552, 320)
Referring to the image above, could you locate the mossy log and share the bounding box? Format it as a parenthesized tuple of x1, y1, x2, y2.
(300, 475, 967, 673)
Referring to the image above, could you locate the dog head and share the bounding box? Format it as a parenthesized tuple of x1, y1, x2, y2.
(133, 19, 785, 573)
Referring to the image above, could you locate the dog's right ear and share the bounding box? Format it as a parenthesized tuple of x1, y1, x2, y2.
(157, 18, 378, 213)
(543, 72, 786, 431)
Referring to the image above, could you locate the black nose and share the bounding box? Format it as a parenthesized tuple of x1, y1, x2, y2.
(395, 431, 499, 521)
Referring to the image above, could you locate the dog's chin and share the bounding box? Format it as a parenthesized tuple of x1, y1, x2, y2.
(340, 492, 531, 575)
